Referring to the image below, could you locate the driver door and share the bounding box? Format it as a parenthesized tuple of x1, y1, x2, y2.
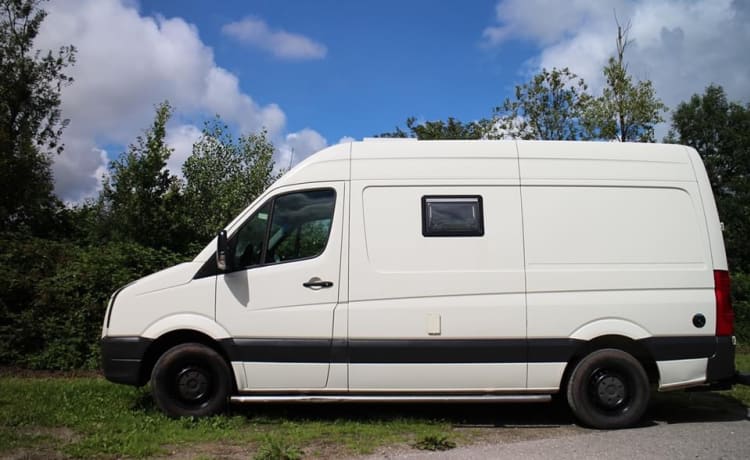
(215, 183, 344, 390)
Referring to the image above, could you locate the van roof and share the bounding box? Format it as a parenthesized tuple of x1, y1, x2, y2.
(273, 140, 693, 188)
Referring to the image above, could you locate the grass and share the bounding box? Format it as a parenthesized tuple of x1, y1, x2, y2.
(724, 346, 750, 405)
(1, 350, 748, 458)
(0, 377, 455, 458)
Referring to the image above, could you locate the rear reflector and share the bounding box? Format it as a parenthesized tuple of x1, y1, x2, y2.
(714, 270, 734, 336)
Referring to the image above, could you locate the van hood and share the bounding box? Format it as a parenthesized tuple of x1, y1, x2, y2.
(121, 262, 202, 297)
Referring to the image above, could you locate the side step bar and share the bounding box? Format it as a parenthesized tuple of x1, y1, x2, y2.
(230, 394, 551, 404)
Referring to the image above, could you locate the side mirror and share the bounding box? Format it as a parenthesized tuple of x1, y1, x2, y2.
(216, 230, 228, 271)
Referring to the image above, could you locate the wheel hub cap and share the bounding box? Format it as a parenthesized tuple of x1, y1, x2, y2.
(593, 371, 627, 409)
(176, 367, 209, 401)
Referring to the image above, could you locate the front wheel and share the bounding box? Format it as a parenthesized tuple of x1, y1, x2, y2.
(566, 348, 650, 429)
(151, 343, 232, 417)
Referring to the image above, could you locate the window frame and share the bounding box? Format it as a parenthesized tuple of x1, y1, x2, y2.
(421, 195, 485, 237)
(229, 187, 337, 272)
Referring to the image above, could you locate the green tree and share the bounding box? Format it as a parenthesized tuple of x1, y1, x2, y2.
(667, 85, 750, 272)
(0, 0, 76, 233)
(182, 116, 279, 243)
(491, 67, 591, 140)
(378, 116, 489, 140)
(99, 101, 190, 252)
(583, 21, 666, 142)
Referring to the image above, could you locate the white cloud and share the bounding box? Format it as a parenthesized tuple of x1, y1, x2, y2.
(337, 136, 355, 144)
(277, 129, 328, 171)
(165, 124, 202, 177)
(483, 0, 750, 135)
(222, 17, 327, 60)
(35, 0, 321, 201)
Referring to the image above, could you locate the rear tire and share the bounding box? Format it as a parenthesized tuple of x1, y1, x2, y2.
(151, 343, 232, 417)
(566, 348, 650, 429)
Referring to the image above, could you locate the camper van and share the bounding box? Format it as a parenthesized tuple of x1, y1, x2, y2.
(101, 139, 746, 429)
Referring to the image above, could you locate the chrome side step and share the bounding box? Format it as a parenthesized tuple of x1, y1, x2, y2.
(230, 394, 551, 404)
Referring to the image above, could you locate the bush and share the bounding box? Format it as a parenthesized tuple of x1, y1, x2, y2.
(733, 271, 750, 342)
(253, 436, 302, 460)
(413, 433, 456, 451)
(0, 234, 185, 369)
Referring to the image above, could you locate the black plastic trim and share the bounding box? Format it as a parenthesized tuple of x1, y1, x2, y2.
(217, 336, 721, 365)
(101, 336, 153, 386)
(219, 338, 585, 364)
(641, 336, 717, 361)
(706, 336, 735, 382)
(194, 256, 219, 279)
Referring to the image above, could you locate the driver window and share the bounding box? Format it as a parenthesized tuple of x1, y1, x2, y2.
(266, 189, 335, 263)
(232, 189, 335, 270)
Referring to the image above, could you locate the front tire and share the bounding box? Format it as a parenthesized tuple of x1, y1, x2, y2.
(566, 348, 650, 429)
(151, 343, 232, 417)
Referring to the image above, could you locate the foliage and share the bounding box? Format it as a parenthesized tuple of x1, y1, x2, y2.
(732, 272, 750, 342)
(0, 234, 184, 369)
(667, 85, 750, 272)
(98, 101, 192, 252)
(583, 22, 666, 142)
(413, 433, 457, 451)
(254, 436, 303, 460)
(0, 0, 76, 233)
(491, 67, 591, 140)
(182, 116, 279, 243)
(378, 116, 489, 139)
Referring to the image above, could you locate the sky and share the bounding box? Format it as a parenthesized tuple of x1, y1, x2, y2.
(34, 0, 750, 202)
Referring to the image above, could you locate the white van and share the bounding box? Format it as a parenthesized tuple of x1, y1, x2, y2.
(102, 139, 746, 429)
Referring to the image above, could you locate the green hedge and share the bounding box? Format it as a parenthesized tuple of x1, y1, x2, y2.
(733, 271, 750, 342)
(0, 235, 184, 369)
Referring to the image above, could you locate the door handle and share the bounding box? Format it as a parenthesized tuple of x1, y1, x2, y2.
(303, 277, 334, 289)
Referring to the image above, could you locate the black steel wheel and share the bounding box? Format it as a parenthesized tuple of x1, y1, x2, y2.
(151, 343, 232, 417)
(566, 348, 650, 429)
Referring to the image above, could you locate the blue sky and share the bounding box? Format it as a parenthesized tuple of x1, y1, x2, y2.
(139, 0, 531, 141)
(36, 0, 750, 201)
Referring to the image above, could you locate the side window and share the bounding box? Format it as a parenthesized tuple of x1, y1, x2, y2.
(267, 190, 336, 263)
(231, 189, 336, 270)
(422, 195, 484, 237)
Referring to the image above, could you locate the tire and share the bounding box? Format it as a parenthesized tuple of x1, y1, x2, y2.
(151, 343, 232, 417)
(566, 348, 650, 429)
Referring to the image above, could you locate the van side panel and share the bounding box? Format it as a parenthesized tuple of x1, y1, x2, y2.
(348, 141, 527, 391)
(518, 142, 716, 390)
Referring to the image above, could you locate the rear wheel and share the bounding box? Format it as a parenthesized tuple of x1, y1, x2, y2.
(566, 348, 650, 429)
(151, 343, 232, 417)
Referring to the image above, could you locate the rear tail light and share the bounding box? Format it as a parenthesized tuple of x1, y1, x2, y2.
(714, 270, 734, 336)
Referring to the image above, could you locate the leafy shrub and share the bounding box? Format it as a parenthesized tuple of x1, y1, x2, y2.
(733, 271, 750, 342)
(253, 436, 302, 460)
(0, 234, 185, 369)
(413, 433, 456, 451)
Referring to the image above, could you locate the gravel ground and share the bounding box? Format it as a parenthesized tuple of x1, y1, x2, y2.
(361, 392, 750, 460)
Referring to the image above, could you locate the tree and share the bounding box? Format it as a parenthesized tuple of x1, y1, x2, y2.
(0, 0, 76, 232)
(182, 116, 279, 243)
(667, 85, 750, 272)
(99, 101, 190, 251)
(378, 116, 489, 140)
(491, 67, 591, 140)
(583, 20, 666, 142)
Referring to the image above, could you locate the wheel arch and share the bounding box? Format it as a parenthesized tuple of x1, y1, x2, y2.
(138, 329, 234, 387)
(561, 334, 660, 393)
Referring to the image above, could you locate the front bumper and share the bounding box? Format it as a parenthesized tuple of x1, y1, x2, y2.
(101, 336, 152, 386)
